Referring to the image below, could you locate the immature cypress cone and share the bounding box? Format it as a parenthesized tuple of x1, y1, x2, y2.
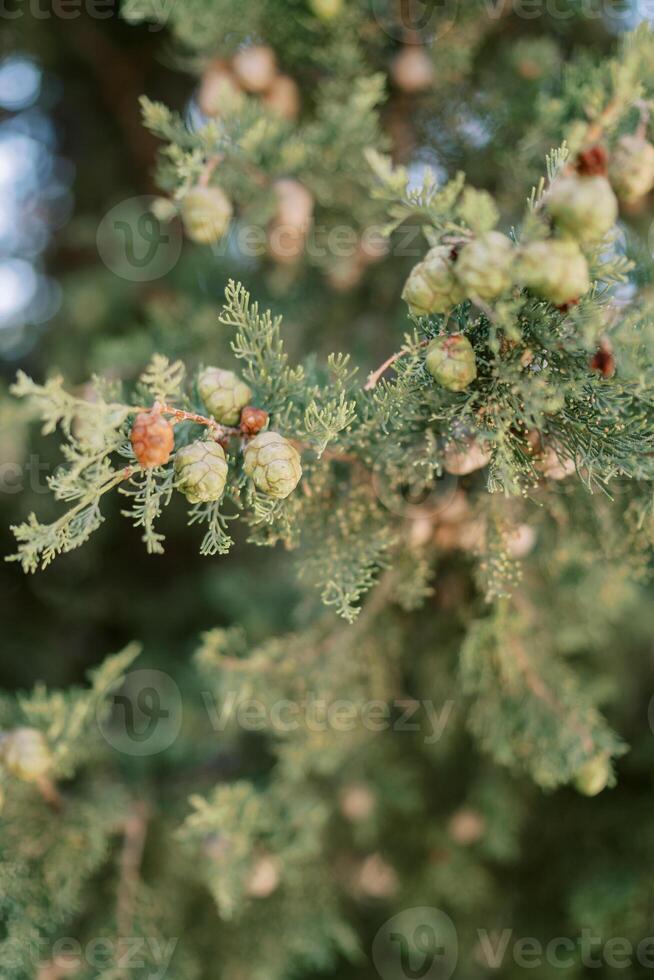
(447, 807, 486, 845)
(198, 367, 253, 425)
(198, 61, 243, 117)
(425, 334, 477, 392)
(390, 46, 434, 94)
(402, 246, 465, 316)
(547, 173, 618, 242)
(443, 440, 491, 475)
(339, 783, 376, 822)
(131, 411, 175, 468)
(232, 45, 277, 93)
(609, 134, 654, 203)
(174, 441, 228, 504)
(516, 239, 590, 306)
(574, 754, 611, 796)
(2, 727, 53, 782)
(506, 523, 537, 558)
(181, 186, 233, 244)
(268, 179, 314, 264)
(243, 431, 302, 498)
(246, 855, 281, 898)
(537, 446, 576, 481)
(456, 231, 514, 301)
(309, 0, 343, 20)
(262, 75, 300, 120)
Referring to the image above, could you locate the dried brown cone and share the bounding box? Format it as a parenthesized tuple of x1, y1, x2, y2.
(590, 337, 616, 378)
(130, 411, 175, 468)
(555, 298, 580, 314)
(262, 74, 300, 120)
(447, 807, 486, 845)
(240, 406, 269, 436)
(576, 145, 609, 177)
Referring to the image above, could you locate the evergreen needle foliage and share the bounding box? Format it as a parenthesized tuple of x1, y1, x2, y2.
(5, 6, 654, 979)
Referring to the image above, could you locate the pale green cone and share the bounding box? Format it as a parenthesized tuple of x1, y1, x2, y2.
(198, 367, 252, 425)
(516, 239, 590, 306)
(402, 246, 465, 316)
(609, 134, 654, 203)
(243, 431, 302, 498)
(456, 231, 514, 301)
(425, 334, 477, 392)
(175, 440, 228, 504)
(574, 754, 611, 797)
(547, 173, 618, 242)
(2, 727, 53, 782)
(309, 0, 343, 19)
(181, 186, 233, 244)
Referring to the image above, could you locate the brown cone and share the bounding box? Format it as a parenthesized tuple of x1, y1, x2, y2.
(131, 411, 174, 468)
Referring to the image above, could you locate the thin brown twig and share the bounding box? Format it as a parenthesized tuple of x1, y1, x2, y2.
(135, 403, 357, 462)
(117, 800, 149, 940)
(584, 96, 621, 146)
(198, 155, 223, 187)
(469, 294, 500, 325)
(137, 403, 241, 440)
(635, 98, 651, 139)
(507, 618, 595, 755)
(364, 339, 429, 391)
(36, 776, 63, 811)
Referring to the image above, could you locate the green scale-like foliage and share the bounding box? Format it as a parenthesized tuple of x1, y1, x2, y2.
(5, 8, 654, 980)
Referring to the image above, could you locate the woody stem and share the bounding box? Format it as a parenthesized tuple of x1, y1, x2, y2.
(138, 403, 241, 438)
(364, 339, 429, 391)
